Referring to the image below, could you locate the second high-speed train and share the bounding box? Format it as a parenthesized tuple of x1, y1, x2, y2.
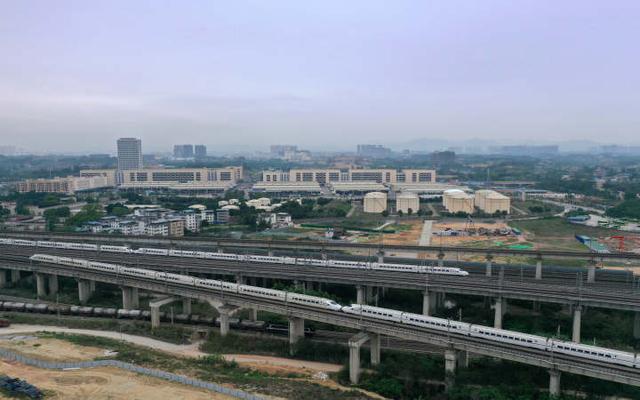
(1, 238, 468, 276)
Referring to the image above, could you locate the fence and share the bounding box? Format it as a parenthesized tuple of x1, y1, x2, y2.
(0, 348, 263, 400)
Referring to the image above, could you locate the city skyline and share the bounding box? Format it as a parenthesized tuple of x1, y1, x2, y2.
(1, 1, 639, 153)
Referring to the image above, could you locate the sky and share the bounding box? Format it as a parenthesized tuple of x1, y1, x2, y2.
(1, 0, 639, 153)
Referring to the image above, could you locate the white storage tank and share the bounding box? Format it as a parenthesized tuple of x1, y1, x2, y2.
(363, 192, 388, 213)
(396, 192, 420, 214)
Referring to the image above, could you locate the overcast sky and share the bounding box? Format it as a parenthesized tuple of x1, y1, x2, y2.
(1, 0, 639, 153)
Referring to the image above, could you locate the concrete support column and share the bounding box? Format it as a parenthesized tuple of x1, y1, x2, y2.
(437, 252, 445, 268)
(348, 332, 370, 384)
(150, 306, 161, 329)
(456, 351, 469, 368)
(131, 287, 139, 309)
(356, 285, 365, 305)
(182, 298, 192, 315)
(494, 297, 504, 329)
(248, 308, 258, 321)
(572, 305, 582, 343)
(370, 333, 381, 366)
(89, 280, 96, 293)
(422, 290, 437, 316)
(0, 270, 7, 288)
(548, 370, 561, 397)
(366, 286, 373, 303)
(444, 349, 457, 390)
(535, 258, 543, 280)
(587, 263, 596, 283)
(235, 273, 244, 284)
(377, 251, 384, 264)
(634, 312, 640, 339)
(48, 275, 58, 296)
(78, 280, 91, 305)
(321, 252, 328, 261)
(294, 280, 303, 290)
(288, 317, 305, 354)
(35, 273, 46, 298)
(122, 287, 134, 310)
(485, 255, 493, 277)
(268, 250, 274, 257)
(10, 270, 20, 283)
(219, 308, 230, 337)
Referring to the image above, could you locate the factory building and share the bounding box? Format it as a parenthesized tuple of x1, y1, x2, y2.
(363, 192, 388, 213)
(443, 189, 474, 214)
(475, 190, 511, 214)
(260, 168, 435, 184)
(119, 167, 243, 191)
(396, 192, 420, 214)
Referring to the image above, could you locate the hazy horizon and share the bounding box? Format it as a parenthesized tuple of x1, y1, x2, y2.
(1, 1, 639, 153)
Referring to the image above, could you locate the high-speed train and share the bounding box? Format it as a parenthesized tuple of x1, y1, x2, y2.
(29, 253, 639, 369)
(1, 238, 468, 276)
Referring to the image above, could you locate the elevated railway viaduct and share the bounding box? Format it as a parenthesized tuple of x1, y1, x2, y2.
(4, 255, 640, 395)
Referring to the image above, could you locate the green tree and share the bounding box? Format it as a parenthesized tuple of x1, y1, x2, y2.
(65, 204, 104, 227)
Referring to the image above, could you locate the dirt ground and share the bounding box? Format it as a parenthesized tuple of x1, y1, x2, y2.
(431, 221, 514, 246)
(0, 335, 105, 362)
(0, 361, 234, 400)
(379, 220, 423, 246)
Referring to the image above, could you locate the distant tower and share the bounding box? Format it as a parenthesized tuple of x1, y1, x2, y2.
(117, 138, 143, 170)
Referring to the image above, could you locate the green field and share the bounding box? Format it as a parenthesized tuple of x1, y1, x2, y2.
(509, 217, 622, 252)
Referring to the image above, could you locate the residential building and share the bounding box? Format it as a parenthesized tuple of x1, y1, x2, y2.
(119, 166, 243, 191)
(260, 168, 435, 185)
(174, 144, 194, 158)
(258, 212, 293, 228)
(195, 145, 207, 158)
(16, 175, 111, 194)
(182, 210, 201, 232)
(117, 138, 143, 170)
(216, 209, 230, 224)
(79, 169, 117, 187)
(357, 144, 392, 158)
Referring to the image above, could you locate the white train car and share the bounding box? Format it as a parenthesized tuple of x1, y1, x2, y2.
(87, 261, 119, 273)
(13, 239, 36, 247)
(470, 325, 548, 350)
(327, 260, 370, 269)
(66, 242, 98, 251)
(371, 262, 420, 273)
(136, 248, 169, 256)
(424, 266, 469, 276)
(0, 238, 12, 245)
(287, 293, 342, 311)
(36, 241, 58, 248)
(239, 285, 286, 301)
(119, 266, 157, 279)
(29, 254, 59, 264)
(550, 340, 636, 368)
(56, 257, 88, 268)
(342, 304, 403, 323)
(195, 278, 238, 292)
(162, 272, 196, 285)
(401, 312, 470, 335)
(295, 258, 326, 267)
(99, 245, 131, 254)
(204, 252, 240, 261)
(247, 255, 283, 264)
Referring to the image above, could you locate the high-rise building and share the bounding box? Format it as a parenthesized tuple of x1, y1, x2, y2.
(357, 144, 392, 158)
(173, 144, 194, 158)
(117, 138, 143, 170)
(195, 145, 207, 158)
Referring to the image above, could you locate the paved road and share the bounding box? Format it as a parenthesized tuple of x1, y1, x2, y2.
(419, 220, 433, 246)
